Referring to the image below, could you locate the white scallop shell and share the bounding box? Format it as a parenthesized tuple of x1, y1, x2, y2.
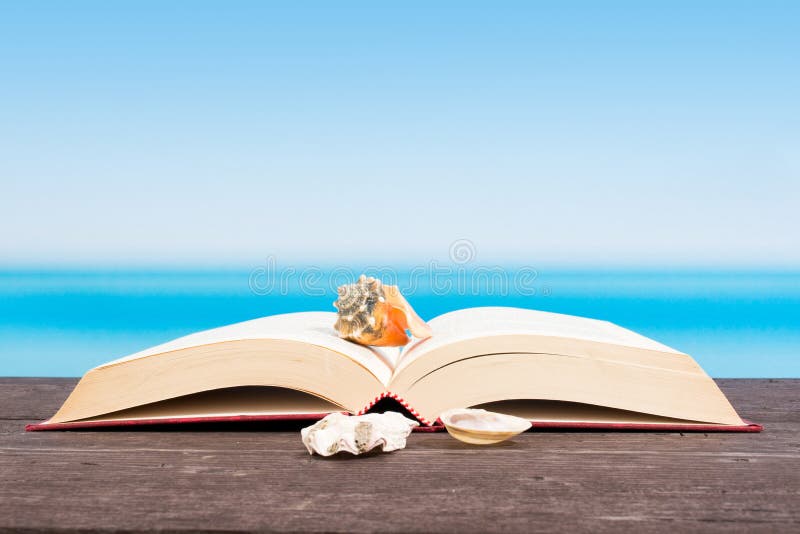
(439, 408, 532, 445)
(301, 412, 419, 456)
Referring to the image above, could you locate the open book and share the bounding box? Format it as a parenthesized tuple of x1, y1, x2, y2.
(27, 307, 761, 432)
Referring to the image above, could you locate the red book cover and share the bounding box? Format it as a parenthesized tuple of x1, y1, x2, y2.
(26, 391, 763, 434)
(24, 415, 763, 432)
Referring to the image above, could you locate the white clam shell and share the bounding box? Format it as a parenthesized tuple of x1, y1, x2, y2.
(301, 412, 419, 456)
(440, 408, 532, 445)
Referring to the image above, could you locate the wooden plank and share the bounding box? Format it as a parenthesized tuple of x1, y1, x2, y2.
(0, 378, 798, 532)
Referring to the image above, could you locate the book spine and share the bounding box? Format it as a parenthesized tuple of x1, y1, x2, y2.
(358, 392, 432, 426)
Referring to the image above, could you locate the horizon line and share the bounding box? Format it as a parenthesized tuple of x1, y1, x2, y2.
(2, 261, 800, 273)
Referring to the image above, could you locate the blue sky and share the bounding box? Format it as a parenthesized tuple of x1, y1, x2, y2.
(2, 1, 798, 267)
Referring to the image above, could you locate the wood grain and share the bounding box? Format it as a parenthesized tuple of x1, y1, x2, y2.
(1, 378, 798, 533)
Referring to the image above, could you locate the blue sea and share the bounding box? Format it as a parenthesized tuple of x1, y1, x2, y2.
(1, 268, 798, 377)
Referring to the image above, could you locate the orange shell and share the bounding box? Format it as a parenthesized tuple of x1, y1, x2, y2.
(333, 275, 432, 347)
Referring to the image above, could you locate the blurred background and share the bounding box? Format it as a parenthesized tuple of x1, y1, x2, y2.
(1, 1, 798, 376)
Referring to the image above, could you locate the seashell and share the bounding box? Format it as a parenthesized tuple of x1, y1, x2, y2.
(301, 412, 419, 456)
(439, 408, 532, 445)
(333, 275, 432, 346)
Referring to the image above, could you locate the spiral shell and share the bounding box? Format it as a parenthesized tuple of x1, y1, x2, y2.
(333, 275, 432, 347)
(333, 275, 387, 343)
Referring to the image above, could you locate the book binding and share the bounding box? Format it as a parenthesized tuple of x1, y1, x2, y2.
(357, 392, 433, 425)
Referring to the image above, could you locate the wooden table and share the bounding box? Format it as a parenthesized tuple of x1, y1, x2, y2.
(1, 378, 798, 533)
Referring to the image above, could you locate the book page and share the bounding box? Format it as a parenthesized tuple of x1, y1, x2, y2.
(397, 307, 683, 374)
(475, 399, 709, 424)
(98, 312, 396, 385)
(76, 386, 343, 422)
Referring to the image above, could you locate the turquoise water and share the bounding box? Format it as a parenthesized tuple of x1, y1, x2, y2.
(1, 268, 798, 377)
